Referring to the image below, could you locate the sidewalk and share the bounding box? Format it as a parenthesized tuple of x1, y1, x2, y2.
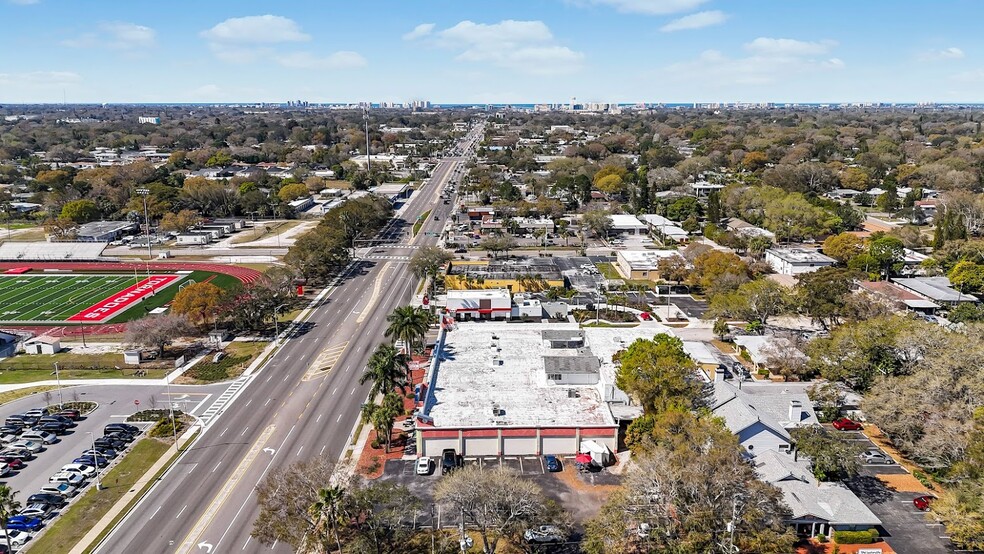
(69, 424, 200, 554)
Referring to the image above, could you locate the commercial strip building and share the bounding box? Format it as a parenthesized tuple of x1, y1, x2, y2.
(416, 322, 675, 458)
(614, 249, 685, 281)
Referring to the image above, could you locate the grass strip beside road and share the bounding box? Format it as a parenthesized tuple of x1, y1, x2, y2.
(27, 438, 171, 554)
(412, 210, 432, 236)
(0, 385, 58, 406)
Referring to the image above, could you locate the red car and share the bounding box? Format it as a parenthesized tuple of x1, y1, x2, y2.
(0, 457, 24, 470)
(913, 495, 935, 511)
(640, 312, 652, 321)
(832, 417, 863, 431)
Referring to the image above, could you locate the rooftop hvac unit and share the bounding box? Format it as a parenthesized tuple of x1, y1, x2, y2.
(567, 389, 580, 398)
(491, 356, 502, 367)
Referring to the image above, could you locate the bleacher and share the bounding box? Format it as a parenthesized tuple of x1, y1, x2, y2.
(0, 242, 109, 261)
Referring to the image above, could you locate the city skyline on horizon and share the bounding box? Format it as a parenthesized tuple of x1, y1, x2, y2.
(3, 0, 984, 104)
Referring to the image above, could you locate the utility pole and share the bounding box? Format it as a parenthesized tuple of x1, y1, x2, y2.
(363, 105, 371, 172)
(136, 188, 152, 260)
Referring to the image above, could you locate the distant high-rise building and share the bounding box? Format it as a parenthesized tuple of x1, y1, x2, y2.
(137, 116, 160, 125)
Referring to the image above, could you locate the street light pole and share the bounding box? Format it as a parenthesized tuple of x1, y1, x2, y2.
(87, 432, 101, 490)
(53, 362, 63, 408)
(273, 303, 287, 345)
(165, 372, 178, 450)
(136, 188, 152, 260)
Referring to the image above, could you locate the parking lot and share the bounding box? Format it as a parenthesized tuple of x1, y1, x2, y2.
(380, 454, 617, 531)
(832, 428, 955, 554)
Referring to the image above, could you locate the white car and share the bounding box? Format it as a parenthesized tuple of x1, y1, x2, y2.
(415, 456, 432, 475)
(21, 431, 58, 445)
(49, 471, 85, 486)
(61, 463, 95, 478)
(0, 434, 18, 445)
(10, 440, 42, 453)
(0, 528, 30, 548)
(0, 462, 9, 477)
(40, 482, 78, 498)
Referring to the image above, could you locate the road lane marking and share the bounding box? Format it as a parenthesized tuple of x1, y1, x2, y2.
(320, 444, 327, 456)
(316, 414, 322, 423)
(350, 388, 355, 395)
(212, 461, 222, 473)
(337, 413, 343, 423)
(219, 427, 227, 437)
(332, 387, 338, 395)
(296, 445, 303, 456)
(242, 536, 251, 550)
(149, 505, 161, 520)
(356, 262, 391, 324)
(241, 426, 249, 436)
(176, 424, 277, 553)
(263, 398, 271, 407)
(176, 504, 187, 519)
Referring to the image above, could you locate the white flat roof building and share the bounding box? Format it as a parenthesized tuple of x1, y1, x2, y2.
(764, 248, 836, 275)
(615, 249, 684, 280)
(608, 214, 648, 236)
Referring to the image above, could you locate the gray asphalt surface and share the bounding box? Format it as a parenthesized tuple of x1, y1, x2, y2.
(93, 126, 484, 554)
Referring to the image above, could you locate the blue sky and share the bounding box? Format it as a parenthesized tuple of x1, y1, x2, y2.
(2, 0, 984, 104)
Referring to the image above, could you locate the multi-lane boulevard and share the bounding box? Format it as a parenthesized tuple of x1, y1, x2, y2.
(94, 125, 483, 554)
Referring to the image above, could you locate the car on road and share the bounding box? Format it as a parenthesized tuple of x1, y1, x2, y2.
(0, 528, 31, 549)
(913, 495, 936, 511)
(62, 463, 96, 477)
(832, 417, 863, 431)
(73, 455, 108, 468)
(39, 483, 77, 498)
(523, 525, 565, 544)
(28, 493, 66, 508)
(49, 471, 85, 487)
(859, 450, 895, 464)
(544, 455, 562, 472)
(9, 440, 42, 453)
(6, 515, 42, 532)
(415, 457, 432, 475)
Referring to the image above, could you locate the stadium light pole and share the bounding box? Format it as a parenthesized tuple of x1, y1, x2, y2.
(135, 188, 152, 260)
(68, 293, 88, 347)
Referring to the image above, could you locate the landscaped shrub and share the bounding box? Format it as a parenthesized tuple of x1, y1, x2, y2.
(833, 529, 878, 544)
(47, 401, 97, 414)
(129, 409, 184, 422)
(149, 416, 185, 438)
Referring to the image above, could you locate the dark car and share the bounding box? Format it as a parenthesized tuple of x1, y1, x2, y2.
(35, 422, 69, 435)
(40, 415, 75, 427)
(6, 515, 43, 532)
(74, 455, 108, 468)
(104, 423, 139, 435)
(832, 417, 863, 431)
(0, 457, 24, 470)
(105, 431, 136, 443)
(0, 426, 22, 437)
(544, 455, 562, 472)
(914, 495, 935, 511)
(27, 494, 65, 508)
(94, 438, 126, 451)
(15, 414, 40, 426)
(441, 449, 458, 475)
(0, 449, 33, 461)
(54, 409, 81, 421)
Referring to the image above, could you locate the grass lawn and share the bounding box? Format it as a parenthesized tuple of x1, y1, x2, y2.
(0, 385, 58, 406)
(594, 262, 655, 288)
(0, 352, 172, 382)
(179, 341, 266, 384)
(230, 220, 302, 244)
(27, 438, 171, 554)
(413, 210, 432, 236)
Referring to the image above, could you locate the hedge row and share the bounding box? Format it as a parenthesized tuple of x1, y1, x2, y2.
(833, 529, 879, 544)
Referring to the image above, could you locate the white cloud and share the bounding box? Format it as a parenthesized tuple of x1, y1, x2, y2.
(403, 23, 435, 41)
(61, 21, 156, 50)
(7, 0, 40, 5)
(200, 15, 310, 44)
(0, 71, 81, 87)
(665, 38, 844, 88)
(744, 37, 837, 56)
(919, 47, 964, 61)
(276, 51, 367, 69)
(428, 20, 584, 75)
(579, 0, 708, 15)
(659, 10, 727, 32)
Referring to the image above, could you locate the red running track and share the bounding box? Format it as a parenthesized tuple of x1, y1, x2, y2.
(0, 261, 262, 284)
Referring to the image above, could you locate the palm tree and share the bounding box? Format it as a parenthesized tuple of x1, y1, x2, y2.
(385, 305, 431, 356)
(310, 485, 346, 553)
(0, 484, 20, 554)
(359, 343, 409, 399)
(360, 395, 401, 453)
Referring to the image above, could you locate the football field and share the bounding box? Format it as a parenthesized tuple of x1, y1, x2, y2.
(0, 273, 182, 324)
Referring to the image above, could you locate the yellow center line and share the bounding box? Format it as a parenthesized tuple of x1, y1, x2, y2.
(176, 424, 277, 553)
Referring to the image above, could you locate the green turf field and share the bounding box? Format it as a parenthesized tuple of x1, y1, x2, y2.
(0, 274, 144, 323)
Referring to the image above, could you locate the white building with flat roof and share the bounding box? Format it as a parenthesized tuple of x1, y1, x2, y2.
(764, 248, 836, 275)
(416, 322, 676, 457)
(608, 214, 648, 236)
(446, 289, 512, 320)
(615, 249, 685, 281)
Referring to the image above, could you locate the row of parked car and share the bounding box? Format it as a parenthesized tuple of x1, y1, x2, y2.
(0, 406, 142, 552)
